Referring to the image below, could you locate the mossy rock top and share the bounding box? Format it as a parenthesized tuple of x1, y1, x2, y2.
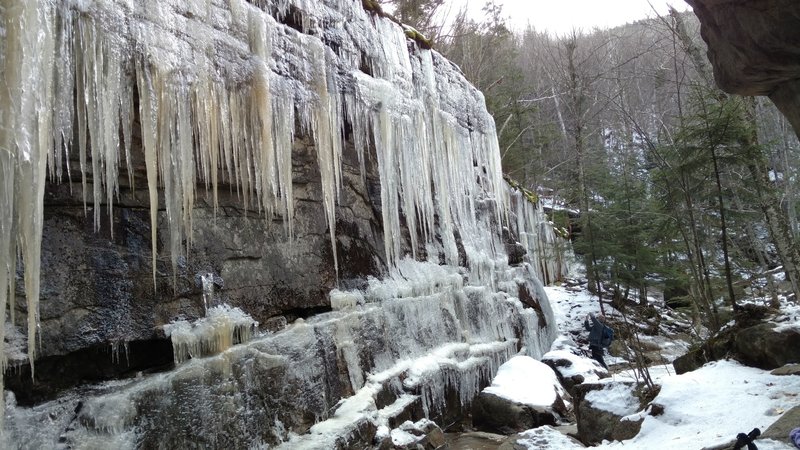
(360, 0, 434, 50)
(503, 174, 540, 204)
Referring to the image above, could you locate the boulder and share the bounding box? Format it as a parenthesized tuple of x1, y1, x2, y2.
(445, 431, 508, 449)
(760, 405, 800, 442)
(471, 356, 570, 435)
(573, 381, 641, 445)
(686, 0, 800, 97)
(771, 363, 800, 376)
(733, 324, 800, 369)
(384, 419, 446, 450)
(673, 322, 800, 374)
(611, 415, 645, 442)
(471, 392, 564, 435)
(687, 0, 800, 138)
(673, 346, 724, 375)
(541, 350, 605, 396)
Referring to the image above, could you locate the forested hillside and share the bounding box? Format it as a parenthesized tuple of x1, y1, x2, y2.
(383, 0, 800, 333)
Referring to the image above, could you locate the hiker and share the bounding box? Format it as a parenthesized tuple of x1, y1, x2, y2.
(790, 427, 800, 448)
(584, 313, 612, 369)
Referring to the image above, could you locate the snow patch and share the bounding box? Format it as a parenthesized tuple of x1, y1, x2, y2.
(584, 382, 639, 417)
(542, 349, 602, 383)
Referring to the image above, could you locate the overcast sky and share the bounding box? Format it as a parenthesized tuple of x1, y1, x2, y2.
(443, 0, 692, 36)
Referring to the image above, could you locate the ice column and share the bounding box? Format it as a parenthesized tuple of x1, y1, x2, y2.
(308, 37, 344, 276)
(0, 0, 56, 413)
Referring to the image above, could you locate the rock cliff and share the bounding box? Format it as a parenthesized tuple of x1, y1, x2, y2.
(0, 0, 569, 446)
(687, 0, 800, 136)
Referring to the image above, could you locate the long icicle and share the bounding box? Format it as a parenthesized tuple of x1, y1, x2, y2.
(136, 59, 160, 290)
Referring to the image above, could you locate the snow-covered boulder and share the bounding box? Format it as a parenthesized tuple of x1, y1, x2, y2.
(542, 349, 606, 395)
(376, 419, 446, 450)
(471, 356, 569, 434)
(573, 381, 642, 445)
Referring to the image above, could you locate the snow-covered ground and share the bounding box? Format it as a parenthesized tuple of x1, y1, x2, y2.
(546, 283, 693, 364)
(491, 283, 800, 449)
(498, 356, 800, 449)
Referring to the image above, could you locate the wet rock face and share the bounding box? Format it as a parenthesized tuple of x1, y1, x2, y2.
(687, 0, 800, 135)
(29, 137, 384, 360)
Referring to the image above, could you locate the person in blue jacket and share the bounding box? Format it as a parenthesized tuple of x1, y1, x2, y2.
(584, 313, 612, 369)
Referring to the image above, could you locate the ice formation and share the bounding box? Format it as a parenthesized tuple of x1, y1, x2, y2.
(163, 304, 259, 364)
(0, 256, 558, 448)
(0, 0, 571, 445)
(1, 0, 567, 372)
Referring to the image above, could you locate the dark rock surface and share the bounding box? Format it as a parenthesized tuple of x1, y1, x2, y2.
(30, 137, 382, 359)
(446, 431, 509, 449)
(673, 339, 729, 374)
(733, 323, 800, 369)
(687, 0, 800, 137)
(471, 392, 566, 435)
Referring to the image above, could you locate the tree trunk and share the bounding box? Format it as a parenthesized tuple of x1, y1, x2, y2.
(709, 145, 737, 310)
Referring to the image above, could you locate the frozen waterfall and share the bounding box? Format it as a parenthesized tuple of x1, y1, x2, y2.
(0, 0, 571, 447)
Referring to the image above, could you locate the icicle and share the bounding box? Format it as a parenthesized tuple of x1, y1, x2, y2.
(371, 93, 402, 266)
(135, 60, 160, 290)
(120, 74, 135, 191)
(177, 82, 195, 251)
(158, 82, 187, 284)
(192, 73, 213, 201)
(0, 69, 14, 432)
(0, 0, 56, 394)
(272, 78, 296, 238)
(74, 14, 88, 213)
(307, 38, 343, 277)
(201, 272, 215, 314)
(52, 4, 75, 184)
(248, 8, 276, 220)
(343, 92, 369, 186)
